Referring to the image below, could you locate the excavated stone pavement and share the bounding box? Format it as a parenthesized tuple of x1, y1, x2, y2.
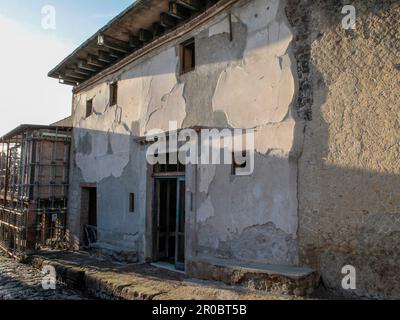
(22, 250, 310, 300)
(0, 252, 86, 300)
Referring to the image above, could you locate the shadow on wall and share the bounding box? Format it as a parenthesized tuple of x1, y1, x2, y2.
(287, 0, 400, 299)
(66, 127, 147, 258)
(67, 125, 303, 267)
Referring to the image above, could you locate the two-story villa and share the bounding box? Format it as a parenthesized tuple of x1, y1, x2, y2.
(48, 0, 400, 298)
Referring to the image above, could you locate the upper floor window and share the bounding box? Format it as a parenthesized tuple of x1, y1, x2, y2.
(86, 99, 93, 118)
(180, 38, 195, 74)
(110, 81, 118, 106)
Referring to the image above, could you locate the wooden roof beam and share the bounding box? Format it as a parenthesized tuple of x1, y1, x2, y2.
(63, 72, 86, 81)
(97, 51, 114, 64)
(69, 66, 92, 76)
(87, 55, 107, 68)
(65, 70, 88, 80)
(139, 29, 153, 43)
(152, 23, 165, 37)
(168, 1, 191, 20)
(175, 0, 204, 12)
(59, 79, 78, 86)
(129, 35, 143, 49)
(59, 75, 80, 86)
(78, 60, 99, 72)
(160, 12, 177, 28)
(108, 49, 124, 59)
(97, 34, 130, 54)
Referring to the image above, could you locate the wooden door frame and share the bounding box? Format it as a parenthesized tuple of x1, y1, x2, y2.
(152, 175, 186, 270)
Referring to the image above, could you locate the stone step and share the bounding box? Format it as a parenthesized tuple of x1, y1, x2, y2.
(188, 258, 320, 296)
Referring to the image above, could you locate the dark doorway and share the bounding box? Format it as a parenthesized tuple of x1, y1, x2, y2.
(81, 186, 97, 246)
(154, 177, 186, 271)
(88, 188, 97, 227)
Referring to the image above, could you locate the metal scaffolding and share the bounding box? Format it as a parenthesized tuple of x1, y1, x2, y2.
(0, 125, 71, 256)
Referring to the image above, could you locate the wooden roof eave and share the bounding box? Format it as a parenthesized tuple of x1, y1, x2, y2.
(48, 0, 225, 88)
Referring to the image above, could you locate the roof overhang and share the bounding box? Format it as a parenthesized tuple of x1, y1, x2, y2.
(48, 0, 221, 87)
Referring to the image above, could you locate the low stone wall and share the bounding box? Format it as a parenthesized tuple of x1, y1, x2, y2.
(187, 259, 320, 296)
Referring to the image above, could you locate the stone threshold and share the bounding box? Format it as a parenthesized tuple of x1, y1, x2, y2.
(188, 258, 320, 296)
(151, 261, 186, 275)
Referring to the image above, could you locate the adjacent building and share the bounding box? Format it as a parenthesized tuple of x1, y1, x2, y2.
(0, 125, 72, 255)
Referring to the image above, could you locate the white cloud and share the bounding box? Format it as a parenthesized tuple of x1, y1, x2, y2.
(0, 15, 74, 136)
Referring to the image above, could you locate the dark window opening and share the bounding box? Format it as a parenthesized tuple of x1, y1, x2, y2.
(180, 39, 195, 74)
(153, 152, 185, 175)
(86, 99, 93, 118)
(110, 82, 118, 106)
(129, 193, 135, 213)
(232, 151, 248, 175)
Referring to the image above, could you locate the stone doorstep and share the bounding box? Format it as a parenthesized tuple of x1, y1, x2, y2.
(188, 258, 321, 297)
(198, 258, 316, 279)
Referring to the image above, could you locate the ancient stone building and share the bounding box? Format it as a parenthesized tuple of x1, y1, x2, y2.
(48, 0, 399, 298)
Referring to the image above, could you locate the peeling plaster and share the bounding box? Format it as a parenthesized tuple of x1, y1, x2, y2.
(69, 0, 301, 266)
(145, 82, 186, 133)
(197, 197, 215, 223)
(212, 0, 295, 128)
(231, 222, 298, 265)
(193, 0, 300, 266)
(75, 106, 131, 182)
(119, 47, 187, 136)
(208, 16, 231, 37)
(199, 164, 217, 194)
(254, 120, 297, 155)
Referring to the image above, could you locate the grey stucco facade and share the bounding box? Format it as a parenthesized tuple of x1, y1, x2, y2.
(66, 0, 302, 270)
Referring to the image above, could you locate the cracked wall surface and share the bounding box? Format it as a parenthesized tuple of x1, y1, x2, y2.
(192, 0, 301, 266)
(68, 0, 301, 266)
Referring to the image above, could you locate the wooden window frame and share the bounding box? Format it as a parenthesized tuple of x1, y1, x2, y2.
(180, 38, 195, 75)
(86, 99, 94, 118)
(110, 81, 118, 106)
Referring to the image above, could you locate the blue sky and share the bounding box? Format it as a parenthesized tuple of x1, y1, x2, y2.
(0, 1, 134, 135)
(0, 0, 134, 44)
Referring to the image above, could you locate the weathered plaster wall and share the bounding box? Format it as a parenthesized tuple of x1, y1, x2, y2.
(192, 0, 301, 266)
(195, 153, 300, 266)
(68, 0, 301, 266)
(287, 0, 400, 298)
